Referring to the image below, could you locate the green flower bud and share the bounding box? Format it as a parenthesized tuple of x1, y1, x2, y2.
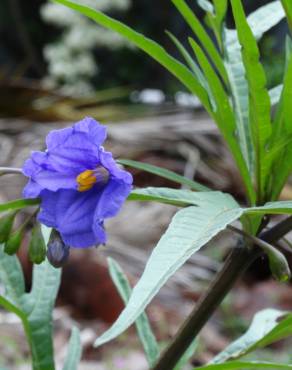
(28, 224, 46, 264)
(0, 211, 17, 244)
(4, 227, 23, 255)
(268, 247, 291, 283)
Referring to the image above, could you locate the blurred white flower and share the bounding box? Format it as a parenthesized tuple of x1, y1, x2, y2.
(130, 89, 165, 104)
(175, 91, 202, 108)
(41, 0, 131, 96)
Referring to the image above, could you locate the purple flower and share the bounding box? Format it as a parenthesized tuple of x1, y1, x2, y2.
(22, 117, 133, 248)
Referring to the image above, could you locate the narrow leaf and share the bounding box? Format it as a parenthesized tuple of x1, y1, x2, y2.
(129, 187, 233, 207)
(118, 159, 210, 191)
(166, 30, 212, 100)
(211, 309, 292, 363)
(195, 361, 292, 370)
(108, 258, 159, 367)
(231, 0, 272, 202)
(174, 338, 198, 370)
(281, 0, 292, 31)
(188, 37, 255, 204)
(172, 0, 228, 83)
(0, 198, 40, 213)
(270, 50, 292, 199)
(223, 1, 285, 175)
(63, 327, 82, 370)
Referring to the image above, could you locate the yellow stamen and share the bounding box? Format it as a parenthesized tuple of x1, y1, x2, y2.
(76, 170, 97, 192)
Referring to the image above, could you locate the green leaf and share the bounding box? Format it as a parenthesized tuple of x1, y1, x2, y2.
(172, 0, 228, 84)
(52, 0, 212, 114)
(0, 198, 40, 213)
(174, 338, 198, 370)
(197, 0, 228, 51)
(210, 308, 292, 364)
(282, 0, 292, 31)
(188, 37, 255, 204)
(129, 187, 232, 207)
(118, 159, 210, 191)
(63, 327, 82, 370)
(247, 200, 292, 215)
(165, 30, 213, 102)
(108, 258, 159, 367)
(0, 245, 25, 307)
(270, 49, 292, 199)
(224, 1, 285, 176)
(94, 193, 242, 347)
(231, 0, 272, 203)
(130, 187, 292, 217)
(195, 361, 292, 370)
(22, 258, 61, 370)
(1, 227, 60, 370)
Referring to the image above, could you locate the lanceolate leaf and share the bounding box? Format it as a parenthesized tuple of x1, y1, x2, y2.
(63, 327, 82, 370)
(108, 258, 159, 367)
(166, 31, 208, 87)
(172, 0, 228, 84)
(93, 186, 292, 348)
(0, 198, 40, 213)
(52, 0, 212, 114)
(129, 188, 234, 208)
(281, 0, 292, 31)
(270, 50, 292, 199)
(231, 0, 272, 203)
(224, 1, 285, 176)
(129, 187, 292, 216)
(94, 194, 242, 347)
(188, 37, 255, 204)
(195, 361, 292, 370)
(210, 309, 292, 363)
(118, 159, 210, 191)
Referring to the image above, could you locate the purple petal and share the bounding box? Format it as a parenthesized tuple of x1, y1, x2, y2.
(44, 118, 106, 173)
(31, 170, 77, 192)
(94, 178, 132, 220)
(23, 179, 43, 198)
(99, 150, 133, 183)
(73, 117, 107, 146)
(38, 188, 104, 248)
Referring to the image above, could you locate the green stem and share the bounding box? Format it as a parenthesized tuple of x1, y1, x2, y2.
(0, 295, 33, 364)
(151, 216, 292, 370)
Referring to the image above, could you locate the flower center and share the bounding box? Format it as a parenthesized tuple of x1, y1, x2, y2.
(76, 166, 109, 192)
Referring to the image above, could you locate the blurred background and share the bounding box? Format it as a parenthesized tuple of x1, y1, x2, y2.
(0, 1, 292, 369)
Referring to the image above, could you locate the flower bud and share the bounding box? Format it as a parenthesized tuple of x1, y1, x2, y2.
(47, 229, 70, 268)
(268, 247, 291, 283)
(0, 211, 17, 244)
(4, 227, 23, 255)
(28, 224, 46, 264)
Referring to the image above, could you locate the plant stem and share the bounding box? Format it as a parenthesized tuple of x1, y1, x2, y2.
(151, 216, 292, 370)
(0, 167, 23, 176)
